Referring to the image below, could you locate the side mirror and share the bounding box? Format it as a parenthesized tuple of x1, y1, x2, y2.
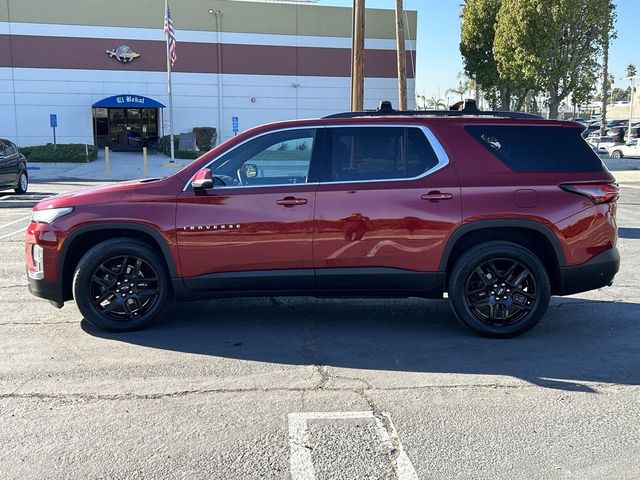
(243, 163, 258, 178)
(191, 168, 214, 190)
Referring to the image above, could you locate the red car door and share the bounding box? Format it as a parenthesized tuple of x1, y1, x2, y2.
(176, 127, 322, 292)
(313, 125, 461, 293)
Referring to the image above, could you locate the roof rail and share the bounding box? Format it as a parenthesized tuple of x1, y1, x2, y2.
(323, 99, 543, 120)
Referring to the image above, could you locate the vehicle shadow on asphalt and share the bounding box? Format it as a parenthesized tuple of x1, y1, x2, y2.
(82, 296, 640, 393)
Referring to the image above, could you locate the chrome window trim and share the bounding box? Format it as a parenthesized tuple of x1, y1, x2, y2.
(182, 124, 450, 191)
(182, 126, 318, 192)
(321, 124, 450, 186)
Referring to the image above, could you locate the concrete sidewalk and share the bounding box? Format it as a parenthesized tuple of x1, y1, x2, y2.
(26, 150, 195, 181)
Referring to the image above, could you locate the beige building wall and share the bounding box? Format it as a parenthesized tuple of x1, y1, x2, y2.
(2, 0, 417, 39)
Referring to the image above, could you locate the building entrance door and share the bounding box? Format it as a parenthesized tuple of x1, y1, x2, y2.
(92, 95, 165, 150)
(93, 107, 159, 151)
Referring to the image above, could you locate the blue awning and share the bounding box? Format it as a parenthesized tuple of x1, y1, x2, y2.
(92, 95, 165, 108)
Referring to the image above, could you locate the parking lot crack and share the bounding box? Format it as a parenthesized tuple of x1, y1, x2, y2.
(0, 380, 626, 403)
(271, 298, 329, 389)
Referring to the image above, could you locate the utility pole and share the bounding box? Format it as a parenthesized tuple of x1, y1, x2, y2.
(351, 0, 365, 111)
(395, 0, 407, 110)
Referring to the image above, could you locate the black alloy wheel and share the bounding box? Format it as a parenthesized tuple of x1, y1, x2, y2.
(463, 258, 537, 327)
(73, 239, 170, 331)
(89, 255, 161, 321)
(448, 242, 550, 338)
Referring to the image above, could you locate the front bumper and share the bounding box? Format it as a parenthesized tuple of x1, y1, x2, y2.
(557, 247, 620, 296)
(27, 275, 64, 308)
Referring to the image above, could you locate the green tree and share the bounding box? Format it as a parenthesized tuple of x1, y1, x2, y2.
(610, 87, 629, 103)
(627, 64, 637, 78)
(599, 1, 616, 135)
(494, 0, 612, 119)
(460, 0, 532, 110)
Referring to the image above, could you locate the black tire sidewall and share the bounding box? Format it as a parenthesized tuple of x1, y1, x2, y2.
(448, 242, 550, 338)
(73, 239, 170, 331)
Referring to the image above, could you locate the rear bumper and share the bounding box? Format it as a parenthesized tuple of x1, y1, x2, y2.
(27, 275, 64, 308)
(557, 247, 620, 296)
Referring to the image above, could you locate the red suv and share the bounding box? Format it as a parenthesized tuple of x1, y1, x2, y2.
(25, 102, 620, 337)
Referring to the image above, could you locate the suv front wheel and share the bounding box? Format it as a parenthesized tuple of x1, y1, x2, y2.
(73, 239, 170, 331)
(448, 241, 551, 338)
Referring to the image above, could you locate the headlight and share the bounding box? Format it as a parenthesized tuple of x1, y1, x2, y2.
(30, 207, 74, 224)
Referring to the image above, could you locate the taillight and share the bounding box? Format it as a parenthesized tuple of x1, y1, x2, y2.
(560, 183, 619, 204)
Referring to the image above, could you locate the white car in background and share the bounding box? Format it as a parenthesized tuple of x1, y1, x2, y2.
(608, 139, 640, 158)
(586, 136, 616, 154)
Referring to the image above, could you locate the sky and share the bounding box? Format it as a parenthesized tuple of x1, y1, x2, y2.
(318, 0, 640, 100)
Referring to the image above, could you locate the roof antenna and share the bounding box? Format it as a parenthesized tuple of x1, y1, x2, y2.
(377, 101, 395, 113)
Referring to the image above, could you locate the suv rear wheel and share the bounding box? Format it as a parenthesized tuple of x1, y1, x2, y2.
(73, 239, 170, 331)
(448, 241, 550, 338)
(610, 150, 623, 158)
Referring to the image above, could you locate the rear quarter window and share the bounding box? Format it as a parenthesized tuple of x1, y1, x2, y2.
(465, 125, 605, 172)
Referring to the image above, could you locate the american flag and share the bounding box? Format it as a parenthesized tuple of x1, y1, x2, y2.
(164, 2, 177, 67)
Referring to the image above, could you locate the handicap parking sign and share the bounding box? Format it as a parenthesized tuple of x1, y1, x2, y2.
(232, 116, 239, 134)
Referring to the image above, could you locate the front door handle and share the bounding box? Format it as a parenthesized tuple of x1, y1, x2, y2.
(276, 197, 308, 207)
(421, 191, 454, 202)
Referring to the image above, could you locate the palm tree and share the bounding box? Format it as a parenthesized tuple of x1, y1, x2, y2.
(446, 84, 466, 102)
(415, 94, 427, 110)
(627, 64, 637, 78)
(425, 96, 446, 110)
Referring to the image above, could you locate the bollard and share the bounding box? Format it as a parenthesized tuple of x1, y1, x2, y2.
(143, 146, 148, 177)
(105, 147, 110, 177)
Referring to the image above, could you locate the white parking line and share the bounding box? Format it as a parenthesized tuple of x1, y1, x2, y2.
(288, 411, 419, 480)
(0, 226, 27, 241)
(0, 215, 31, 230)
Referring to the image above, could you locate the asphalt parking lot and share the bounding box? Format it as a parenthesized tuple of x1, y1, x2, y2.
(1, 178, 639, 479)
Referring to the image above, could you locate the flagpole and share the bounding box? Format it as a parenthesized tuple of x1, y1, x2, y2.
(165, 0, 175, 163)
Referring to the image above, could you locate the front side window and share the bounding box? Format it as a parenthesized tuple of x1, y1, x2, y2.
(6, 142, 16, 156)
(328, 127, 440, 182)
(209, 129, 316, 187)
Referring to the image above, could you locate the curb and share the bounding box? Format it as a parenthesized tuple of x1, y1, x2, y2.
(0, 194, 53, 209)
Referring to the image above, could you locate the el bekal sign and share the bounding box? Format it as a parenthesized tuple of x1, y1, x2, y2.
(116, 96, 146, 105)
(92, 95, 166, 109)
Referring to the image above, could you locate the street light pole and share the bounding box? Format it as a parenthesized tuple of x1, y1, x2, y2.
(626, 75, 638, 142)
(395, 0, 407, 111)
(351, 0, 365, 111)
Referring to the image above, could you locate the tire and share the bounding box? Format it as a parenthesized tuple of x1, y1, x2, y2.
(73, 239, 170, 331)
(448, 241, 550, 338)
(611, 150, 622, 158)
(14, 171, 28, 194)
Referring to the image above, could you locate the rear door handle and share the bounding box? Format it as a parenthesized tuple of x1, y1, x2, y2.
(421, 191, 453, 202)
(276, 197, 308, 207)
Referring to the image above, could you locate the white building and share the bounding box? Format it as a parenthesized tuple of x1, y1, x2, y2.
(0, 0, 417, 150)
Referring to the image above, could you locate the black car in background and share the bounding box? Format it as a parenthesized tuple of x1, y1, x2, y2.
(0, 139, 28, 193)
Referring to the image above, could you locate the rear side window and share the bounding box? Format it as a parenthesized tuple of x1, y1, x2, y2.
(328, 127, 440, 182)
(465, 125, 605, 172)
